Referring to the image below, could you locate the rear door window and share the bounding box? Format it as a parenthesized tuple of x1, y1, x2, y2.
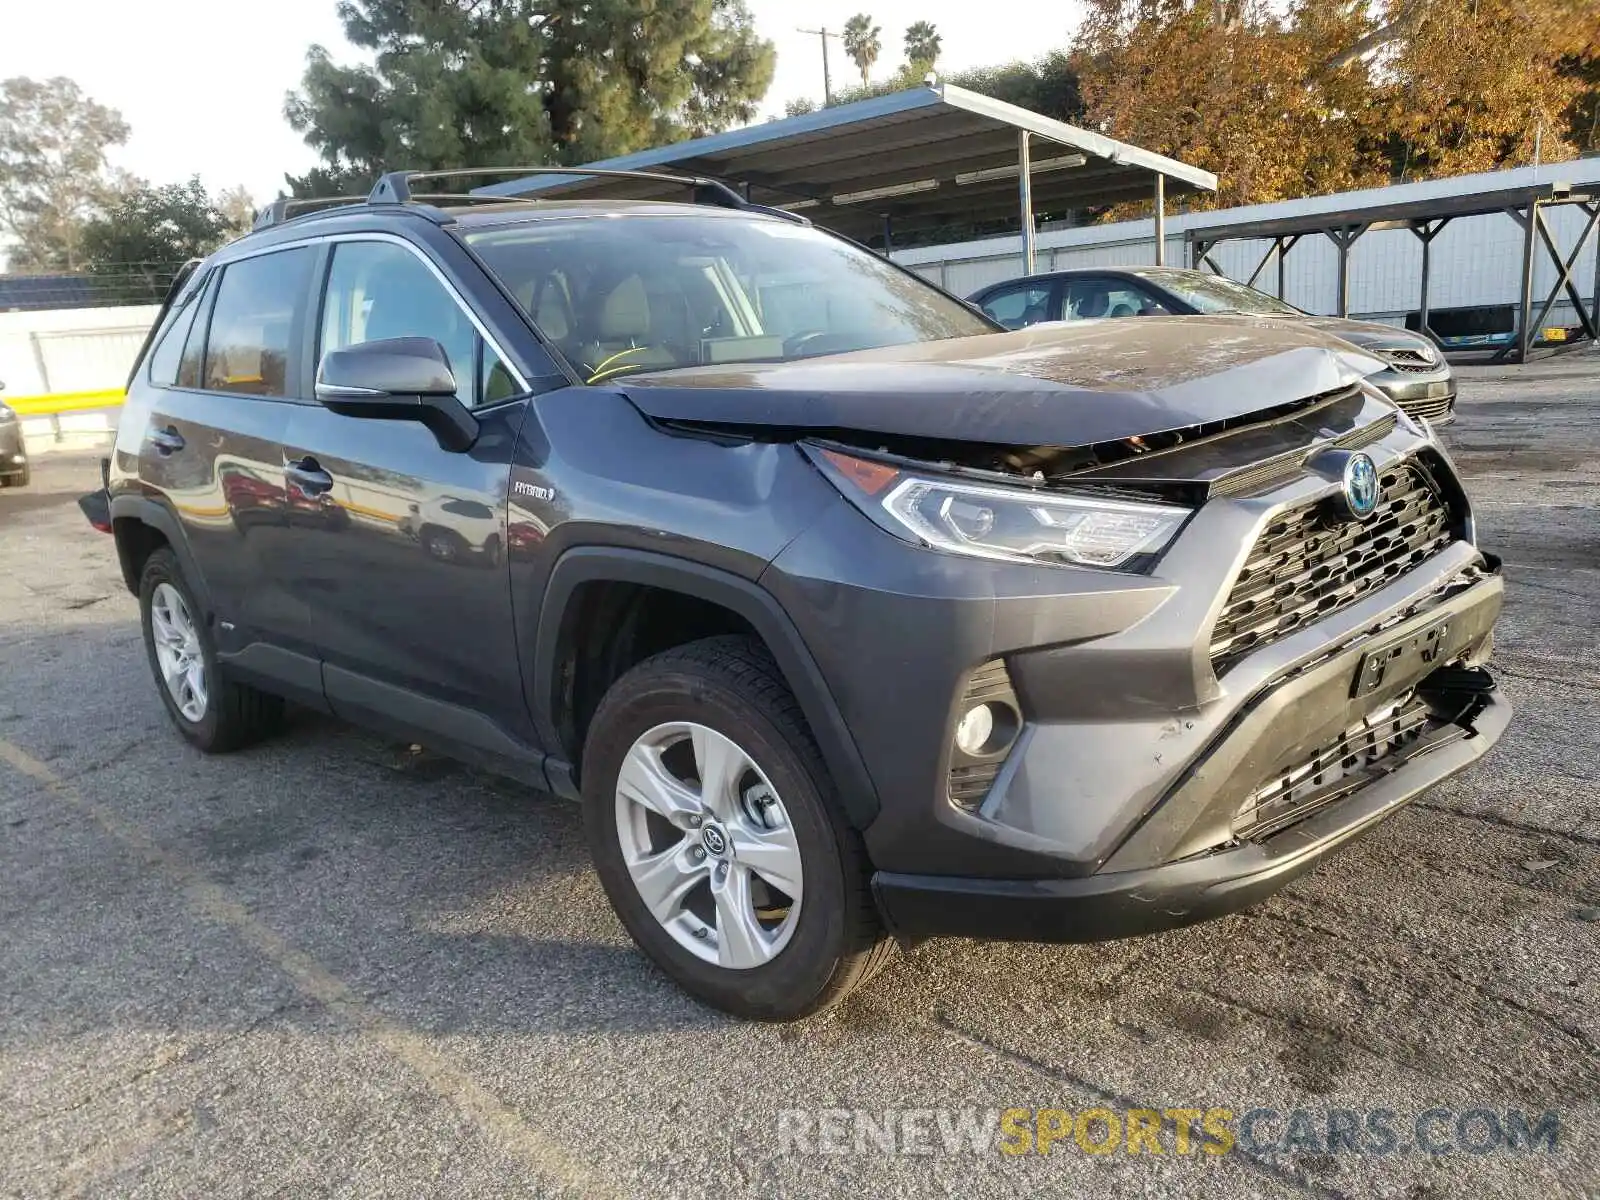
(978, 283, 1056, 329)
(1063, 279, 1169, 320)
(203, 249, 315, 397)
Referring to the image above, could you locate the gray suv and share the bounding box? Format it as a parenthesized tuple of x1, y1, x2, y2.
(90, 169, 1509, 1021)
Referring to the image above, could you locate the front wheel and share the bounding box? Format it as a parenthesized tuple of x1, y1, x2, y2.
(581, 636, 891, 1021)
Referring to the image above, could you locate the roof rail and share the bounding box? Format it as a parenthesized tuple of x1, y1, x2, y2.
(368, 166, 808, 223)
(252, 195, 368, 231)
(249, 167, 812, 235)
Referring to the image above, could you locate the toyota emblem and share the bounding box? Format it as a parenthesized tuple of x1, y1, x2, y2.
(1341, 453, 1380, 520)
(701, 825, 728, 856)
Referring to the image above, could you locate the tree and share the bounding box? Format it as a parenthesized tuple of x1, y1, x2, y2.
(951, 53, 1082, 122)
(284, 0, 775, 197)
(904, 21, 941, 69)
(842, 14, 883, 88)
(1072, 0, 1370, 209)
(797, 48, 1082, 125)
(1072, 0, 1600, 210)
(215, 185, 260, 240)
(0, 76, 129, 271)
(80, 177, 244, 302)
(1364, 0, 1598, 179)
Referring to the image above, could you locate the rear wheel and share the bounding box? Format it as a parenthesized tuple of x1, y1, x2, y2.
(1, 465, 26, 488)
(139, 548, 283, 752)
(582, 635, 891, 1021)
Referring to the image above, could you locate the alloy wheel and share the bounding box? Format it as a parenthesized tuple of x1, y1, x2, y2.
(614, 721, 804, 969)
(150, 582, 208, 722)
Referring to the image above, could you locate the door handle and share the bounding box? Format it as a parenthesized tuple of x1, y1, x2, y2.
(285, 456, 334, 496)
(149, 426, 185, 455)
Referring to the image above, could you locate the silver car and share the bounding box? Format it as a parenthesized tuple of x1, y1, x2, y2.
(970, 266, 1457, 425)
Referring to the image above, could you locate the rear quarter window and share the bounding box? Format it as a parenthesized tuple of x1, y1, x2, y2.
(146, 289, 202, 387)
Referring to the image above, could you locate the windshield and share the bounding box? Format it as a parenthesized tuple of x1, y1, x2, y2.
(1135, 270, 1302, 317)
(465, 214, 994, 382)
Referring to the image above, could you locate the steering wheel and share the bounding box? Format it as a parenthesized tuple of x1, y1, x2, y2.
(783, 330, 855, 358)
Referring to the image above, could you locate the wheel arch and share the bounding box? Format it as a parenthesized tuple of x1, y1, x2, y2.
(532, 547, 880, 830)
(109, 494, 212, 611)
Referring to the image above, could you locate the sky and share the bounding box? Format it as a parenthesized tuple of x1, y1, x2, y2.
(0, 0, 1079, 203)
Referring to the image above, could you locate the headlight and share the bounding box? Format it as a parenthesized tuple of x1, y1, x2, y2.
(812, 447, 1190, 570)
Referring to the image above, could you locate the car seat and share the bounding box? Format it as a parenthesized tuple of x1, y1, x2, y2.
(579, 276, 687, 379)
(1074, 287, 1112, 319)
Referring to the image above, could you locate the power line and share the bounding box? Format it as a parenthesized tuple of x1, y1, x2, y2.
(796, 26, 842, 106)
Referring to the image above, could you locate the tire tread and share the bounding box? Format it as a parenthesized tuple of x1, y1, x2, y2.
(585, 633, 892, 1019)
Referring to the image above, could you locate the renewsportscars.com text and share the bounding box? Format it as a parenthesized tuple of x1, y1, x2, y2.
(775, 1106, 1562, 1157)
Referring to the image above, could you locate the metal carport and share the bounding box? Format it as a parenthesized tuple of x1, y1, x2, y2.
(476, 82, 1216, 273)
(1185, 181, 1600, 363)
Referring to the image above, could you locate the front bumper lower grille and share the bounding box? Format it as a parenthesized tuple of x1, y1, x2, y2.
(1404, 393, 1456, 422)
(1210, 461, 1457, 670)
(1232, 692, 1434, 841)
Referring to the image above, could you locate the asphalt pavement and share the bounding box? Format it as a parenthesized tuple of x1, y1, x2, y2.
(1, 357, 1597, 1198)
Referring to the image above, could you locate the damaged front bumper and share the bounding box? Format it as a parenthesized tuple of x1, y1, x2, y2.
(874, 670, 1507, 943)
(871, 562, 1509, 944)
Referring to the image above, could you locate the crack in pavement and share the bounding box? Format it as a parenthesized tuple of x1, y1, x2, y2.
(1412, 802, 1600, 848)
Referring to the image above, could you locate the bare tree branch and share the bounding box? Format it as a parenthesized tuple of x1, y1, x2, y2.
(1322, 0, 1429, 71)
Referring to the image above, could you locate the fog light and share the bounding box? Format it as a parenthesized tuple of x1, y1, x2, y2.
(955, 703, 995, 755)
(948, 660, 1022, 810)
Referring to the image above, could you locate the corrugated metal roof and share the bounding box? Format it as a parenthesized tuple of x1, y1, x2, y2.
(476, 83, 1216, 242)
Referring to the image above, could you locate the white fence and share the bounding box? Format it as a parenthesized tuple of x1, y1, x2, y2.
(0, 305, 159, 397)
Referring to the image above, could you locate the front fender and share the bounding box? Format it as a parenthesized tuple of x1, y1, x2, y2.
(531, 546, 880, 830)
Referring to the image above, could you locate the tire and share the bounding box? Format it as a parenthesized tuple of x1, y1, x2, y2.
(422, 527, 463, 562)
(1, 465, 25, 488)
(582, 635, 892, 1021)
(138, 548, 284, 753)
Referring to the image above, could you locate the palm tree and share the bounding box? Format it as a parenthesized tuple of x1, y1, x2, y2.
(903, 21, 941, 68)
(842, 14, 882, 88)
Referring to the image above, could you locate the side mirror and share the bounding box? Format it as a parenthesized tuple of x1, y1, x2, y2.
(315, 337, 478, 453)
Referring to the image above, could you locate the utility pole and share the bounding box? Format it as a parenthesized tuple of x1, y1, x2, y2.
(797, 26, 839, 106)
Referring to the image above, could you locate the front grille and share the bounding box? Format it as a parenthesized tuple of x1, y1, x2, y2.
(1210, 461, 1456, 669)
(1336, 412, 1398, 450)
(1233, 693, 1433, 840)
(1382, 347, 1440, 373)
(1210, 414, 1397, 500)
(1403, 393, 1455, 422)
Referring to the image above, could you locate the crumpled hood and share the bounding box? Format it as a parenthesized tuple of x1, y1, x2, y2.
(615, 315, 1387, 447)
